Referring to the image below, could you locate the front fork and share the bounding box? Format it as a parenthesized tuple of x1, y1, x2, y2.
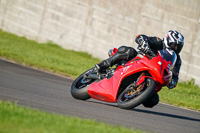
(136, 72, 161, 93)
(125, 72, 150, 98)
(136, 72, 152, 86)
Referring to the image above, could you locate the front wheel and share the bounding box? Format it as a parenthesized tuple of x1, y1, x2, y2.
(117, 78, 156, 109)
(71, 67, 96, 100)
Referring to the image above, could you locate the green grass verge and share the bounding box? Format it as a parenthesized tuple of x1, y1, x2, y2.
(159, 79, 200, 111)
(0, 30, 200, 111)
(0, 100, 143, 133)
(0, 30, 100, 78)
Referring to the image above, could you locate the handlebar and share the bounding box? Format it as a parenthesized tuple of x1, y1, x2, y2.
(147, 49, 156, 58)
(137, 46, 156, 59)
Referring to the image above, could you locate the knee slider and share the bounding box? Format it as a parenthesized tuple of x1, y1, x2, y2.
(143, 94, 159, 108)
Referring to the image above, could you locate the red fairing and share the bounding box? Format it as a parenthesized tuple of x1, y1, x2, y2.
(111, 48, 118, 56)
(88, 50, 176, 102)
(88, 76, 120, 102)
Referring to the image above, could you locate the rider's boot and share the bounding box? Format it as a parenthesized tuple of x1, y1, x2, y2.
(95, 46, 138, 73)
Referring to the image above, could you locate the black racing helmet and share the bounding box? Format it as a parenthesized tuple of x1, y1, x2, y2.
(163, 30, 184, 54)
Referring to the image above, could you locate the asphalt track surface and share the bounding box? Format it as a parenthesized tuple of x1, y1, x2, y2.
(0, 58, 200, 133)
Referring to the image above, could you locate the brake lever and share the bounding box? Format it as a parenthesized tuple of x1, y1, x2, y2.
(137, 49, 156, 59)
(148, 50, 156, 57)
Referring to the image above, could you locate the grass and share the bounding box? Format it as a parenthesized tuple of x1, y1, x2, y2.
(0, 30, 100, 78)
(159, 79, 200, 111)
(0, 101, 143, 133)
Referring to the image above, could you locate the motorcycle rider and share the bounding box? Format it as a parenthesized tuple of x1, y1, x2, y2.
(95, 30, 184, 108)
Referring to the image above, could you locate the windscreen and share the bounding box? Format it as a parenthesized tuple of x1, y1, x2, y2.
(158, 49, 177, 66)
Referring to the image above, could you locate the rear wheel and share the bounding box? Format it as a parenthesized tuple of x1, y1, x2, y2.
(117, 78, 156, 109)
(71, 67, 96, 100)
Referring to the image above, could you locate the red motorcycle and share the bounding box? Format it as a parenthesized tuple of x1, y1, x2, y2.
(71, 48, 177, 109)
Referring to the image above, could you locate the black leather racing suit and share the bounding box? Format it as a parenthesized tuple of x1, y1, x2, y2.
(99, 35, 181, 84)
(98, 34, 182, 108)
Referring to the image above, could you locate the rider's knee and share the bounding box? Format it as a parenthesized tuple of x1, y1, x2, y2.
(142, 93, 159, 108)
(117, 46, 129, 54)
(117, 46, 137, 60)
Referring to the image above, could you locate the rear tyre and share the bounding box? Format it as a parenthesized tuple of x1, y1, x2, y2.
(117, 78, 156, 109)
(71, 67, 96, 100)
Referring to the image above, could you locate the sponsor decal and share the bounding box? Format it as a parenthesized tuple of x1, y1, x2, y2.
(158, 61, 162, 65)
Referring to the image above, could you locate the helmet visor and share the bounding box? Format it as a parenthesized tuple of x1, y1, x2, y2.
(170, 43, 183, 54)
(171, 43, 178, 50)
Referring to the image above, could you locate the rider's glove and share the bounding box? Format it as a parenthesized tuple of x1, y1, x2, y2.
(167, 79, 177, 89)
(137, 36, 150, 53)
(138, 43, 150, 53)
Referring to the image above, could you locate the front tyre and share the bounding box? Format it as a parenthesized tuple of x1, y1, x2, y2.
(71, 67, 96, 100)
(117, 78, 156, 109)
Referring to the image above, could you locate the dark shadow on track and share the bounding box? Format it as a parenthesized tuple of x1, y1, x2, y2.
(132, 108, 200, 122)
(86, 100, 200, 122)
